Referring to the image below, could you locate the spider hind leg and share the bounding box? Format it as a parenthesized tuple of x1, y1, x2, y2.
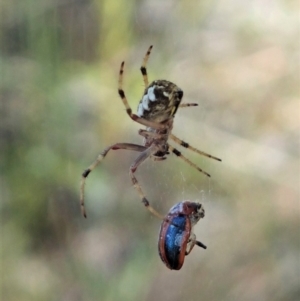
(170, 134, 221, 162)
(168, 144, 211, 177)
(129, 144, 164, 220)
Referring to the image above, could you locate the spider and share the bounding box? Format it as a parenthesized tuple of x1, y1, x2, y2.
(80, 45, 221, 218)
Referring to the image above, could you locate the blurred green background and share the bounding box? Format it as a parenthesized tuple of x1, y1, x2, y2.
(1, 0, 299, 300)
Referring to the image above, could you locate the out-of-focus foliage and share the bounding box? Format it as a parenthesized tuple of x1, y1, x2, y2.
(1, 0, 299, 300)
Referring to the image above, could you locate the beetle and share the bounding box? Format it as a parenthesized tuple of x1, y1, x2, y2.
(158, 201, 207, 270)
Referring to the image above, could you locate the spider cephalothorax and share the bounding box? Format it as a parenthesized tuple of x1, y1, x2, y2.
(80, 45, 221, 218)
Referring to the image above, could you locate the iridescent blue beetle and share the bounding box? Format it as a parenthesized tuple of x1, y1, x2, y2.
(158, 201, 207, 270)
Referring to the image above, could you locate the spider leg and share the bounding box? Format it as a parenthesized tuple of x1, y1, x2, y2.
(129, 144, 165, 220)
(80, 143, 147, 218)
(170, 134, 221, 162)
(152, 157, 167, 161)
(168, 144, 211, 177)
(140, 45, 153, 88)
(118, 61, 166, 130)
(138, 129, 168, 140)
(179, 103, 198, 108)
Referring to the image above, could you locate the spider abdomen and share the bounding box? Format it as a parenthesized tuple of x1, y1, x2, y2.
(137, 80, 183, 123)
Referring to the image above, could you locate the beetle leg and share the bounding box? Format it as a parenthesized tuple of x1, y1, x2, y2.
(195, 241, 207, 249)
(185, 234, 197, 256)
(185, 233, 207, 255)
(185, 236, 207, 255)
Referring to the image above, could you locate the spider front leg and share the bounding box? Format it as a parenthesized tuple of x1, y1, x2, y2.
(129, 144, 165, 220)
(140, 45, 153, 88)
(80, 143, 146, 218)
(118, 61, 166, 130)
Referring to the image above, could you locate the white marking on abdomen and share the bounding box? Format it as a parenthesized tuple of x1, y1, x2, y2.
(142, 94, 150, 110)
(137, 103, 144, 117)
(147, 86, 156, 101)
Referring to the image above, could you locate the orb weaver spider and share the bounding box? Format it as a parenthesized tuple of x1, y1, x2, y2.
(80, 45, 221, 218)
